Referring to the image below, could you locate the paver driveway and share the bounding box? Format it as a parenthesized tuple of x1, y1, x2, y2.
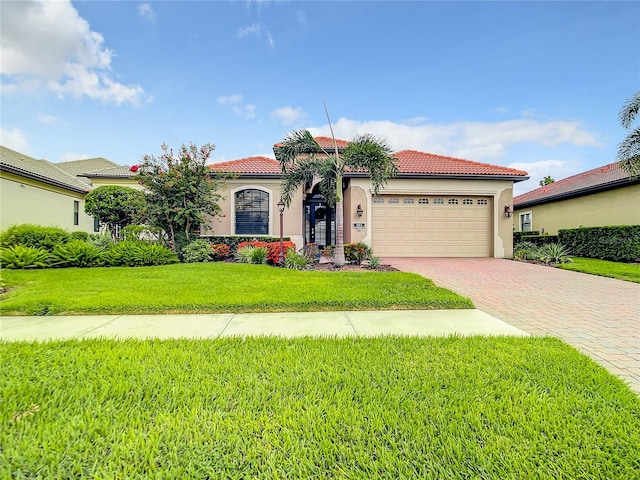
(385, 258, 640, 393)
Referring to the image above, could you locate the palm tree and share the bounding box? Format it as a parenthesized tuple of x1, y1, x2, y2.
(618, 91, 640, 177)
(276, 129, 398, 267)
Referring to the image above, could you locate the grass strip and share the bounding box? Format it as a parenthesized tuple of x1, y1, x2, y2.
(0, 263, 472, 315)
(2, 336, 638, 478)
(557, 257, 640, 283)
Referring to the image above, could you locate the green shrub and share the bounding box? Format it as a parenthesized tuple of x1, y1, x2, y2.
(0, 224, 71, 251)
(322, 245, 336, 260)
(513, 241, 540, 261)
(536, 243, 572, 265)
(344, 242, 373, 265)
(50, 240, 104, 268)
(250, 246, 268, 264)
(513, 235, 558, 247)
(88, 233, 114, 250)
(71, 231, 89, 241)
(182, 239, 213, 263)
(103, 241, 179, 267)
(235, 246, 255, 264)
(0, 245, 51, 269)
(302, 243, 320, 263)
(284, 248, 312, 270)
(513, 231, 540, 243)
(367, 256, 381, 270)
(558, 225, 640, 262)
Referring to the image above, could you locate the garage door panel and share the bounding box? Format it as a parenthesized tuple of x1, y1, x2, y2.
(372, 195, 493, 257)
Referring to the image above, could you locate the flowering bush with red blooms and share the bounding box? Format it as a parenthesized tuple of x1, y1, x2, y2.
(344, 242, 373, 265)
(210, 243, 230, 261)
(129, 165, 139, 172)
(236, 241, 295, 264)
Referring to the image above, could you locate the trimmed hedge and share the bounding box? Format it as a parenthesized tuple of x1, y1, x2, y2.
(558, 225, 640, 262)
(512, 234, 558, 246)
(0, 224, 71, 252)
(513, 231, 540, 243)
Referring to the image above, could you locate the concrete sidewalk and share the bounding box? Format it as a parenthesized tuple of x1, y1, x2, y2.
(0, 309, 527, 341)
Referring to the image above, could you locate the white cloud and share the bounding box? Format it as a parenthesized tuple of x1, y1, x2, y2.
(60, 152, 91, 162)
(137, 3, 157, 23)
(0, 0, 145, 105)
(217, 94, 256, 118)
(307, 117, 600, 160)
(217, 94, 244, 106)
(237, 22, 275, 48)
(271, 106, 306, 126)
(0, 128, 32, 154)
(509, 159, 583, 196)
(37, 113, 62, 125)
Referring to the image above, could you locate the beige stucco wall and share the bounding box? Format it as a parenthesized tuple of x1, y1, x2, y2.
(1, 173, 96, 233)
(348, 177, 516, 258)
(204, 178, 306, 249)
(90, 178, 143, 190)
(513, 184, 640, 235)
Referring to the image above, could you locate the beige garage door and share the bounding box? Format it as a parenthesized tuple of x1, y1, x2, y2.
(371, 195, 492, 257)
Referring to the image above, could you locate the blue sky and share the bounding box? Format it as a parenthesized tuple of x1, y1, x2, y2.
(1, 0, 638, 194)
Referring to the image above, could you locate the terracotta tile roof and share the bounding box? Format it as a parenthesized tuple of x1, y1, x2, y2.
(394, 150, 529, 177)
(209, 156, 281, 174)
(273, 136, 349, 150)
(0, 145, 92, 192)
(514, 162, 632, 206)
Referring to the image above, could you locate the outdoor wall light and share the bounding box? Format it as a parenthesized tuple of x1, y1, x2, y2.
(356, 204, 363, 218)
(504, 205, 513, 218)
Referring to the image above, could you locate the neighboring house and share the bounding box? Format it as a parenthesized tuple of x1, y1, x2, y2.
(209, 137, 529, 258)
(0, 146, 96, 233)
(0, 146, 141, 234)
(513, 162, 640, 235)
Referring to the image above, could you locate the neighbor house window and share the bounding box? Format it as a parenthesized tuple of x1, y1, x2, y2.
(73, 201, 79, 226)
(520, 212, 532, 232)
(235, 189, 269, 235)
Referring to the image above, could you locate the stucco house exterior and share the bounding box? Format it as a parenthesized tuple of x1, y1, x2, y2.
(209, 137, 529, 258)
(513, 162, 640, 235)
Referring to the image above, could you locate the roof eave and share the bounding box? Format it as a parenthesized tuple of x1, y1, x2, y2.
(514, 178, 639, 209)
(1, 164, 90, 194)
(210, 172, 282, 179)
(346, 172, 530, 182)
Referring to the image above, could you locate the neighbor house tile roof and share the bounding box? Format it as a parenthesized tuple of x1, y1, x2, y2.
(0, 145, 92, 193)
(81, 165, 137, 178)
(209, 156, 281, 175)
(514, 162, 633, 207)
(273, 136, 350, 151)
(56, 157, 119, 177)
(394, 150, 529, 177)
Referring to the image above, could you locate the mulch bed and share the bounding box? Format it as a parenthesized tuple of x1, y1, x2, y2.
(312, 262, 399, 272)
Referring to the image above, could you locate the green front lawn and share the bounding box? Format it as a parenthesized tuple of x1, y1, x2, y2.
(2, 337, 638, 478)
(0, 263, 472, 315)
(557, 257, 640, 283)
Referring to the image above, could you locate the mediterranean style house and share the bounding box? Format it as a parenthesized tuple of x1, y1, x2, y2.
(1, 138, 529, 257)
(513, 162, 640, 235)
(208, 137, 528, 258)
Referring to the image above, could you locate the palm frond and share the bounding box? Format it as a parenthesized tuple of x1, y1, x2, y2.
(619, 91, 640, 129)
(617, 126, 640, 178)
(279, 157, 326, 206)
(343, 134, 399, 194)
(275, 130, 320, 173)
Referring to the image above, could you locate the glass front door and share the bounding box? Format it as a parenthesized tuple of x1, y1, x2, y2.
(305, 194, 335, 248)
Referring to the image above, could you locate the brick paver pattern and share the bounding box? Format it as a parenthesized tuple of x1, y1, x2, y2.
(385, 258, 640, 394)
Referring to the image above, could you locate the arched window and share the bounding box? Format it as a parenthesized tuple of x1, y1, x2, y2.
(235, 189, 269, 235)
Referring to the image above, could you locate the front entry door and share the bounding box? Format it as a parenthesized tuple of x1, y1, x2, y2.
(305, 194, 335, 248)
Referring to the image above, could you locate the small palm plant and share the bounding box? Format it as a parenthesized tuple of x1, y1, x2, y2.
(536, 243, 573, 264)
